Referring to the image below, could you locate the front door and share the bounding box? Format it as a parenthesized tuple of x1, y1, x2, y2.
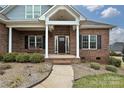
(58, 36, 65, 53)
(54, 35, 69, 54)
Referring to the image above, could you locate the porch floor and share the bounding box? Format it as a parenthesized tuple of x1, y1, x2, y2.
(48, 54, 76, 59)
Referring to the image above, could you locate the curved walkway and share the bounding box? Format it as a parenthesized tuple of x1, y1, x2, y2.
(33, 65, 74, 88)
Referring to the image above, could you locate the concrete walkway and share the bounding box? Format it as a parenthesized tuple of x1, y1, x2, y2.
(33, 65, 74, 88)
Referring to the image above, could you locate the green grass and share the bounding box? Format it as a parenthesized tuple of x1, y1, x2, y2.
(73, 73, 124, 88)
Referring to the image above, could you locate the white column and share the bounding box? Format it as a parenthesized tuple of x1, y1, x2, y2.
(8, 27, 12, 53)
(76, 25, 80, 58)
(45, 24, 48, 58)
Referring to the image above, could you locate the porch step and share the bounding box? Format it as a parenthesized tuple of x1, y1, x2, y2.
(45, 58, 80, 65)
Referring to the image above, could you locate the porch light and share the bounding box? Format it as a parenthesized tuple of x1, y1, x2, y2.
(73, 25, 76, 31)
(49, 25, 54, 32)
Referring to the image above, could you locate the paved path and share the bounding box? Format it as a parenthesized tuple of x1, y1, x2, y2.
(33, 65, 74, 88)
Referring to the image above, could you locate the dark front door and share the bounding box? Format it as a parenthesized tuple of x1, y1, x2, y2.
(58, 36, 65, 53)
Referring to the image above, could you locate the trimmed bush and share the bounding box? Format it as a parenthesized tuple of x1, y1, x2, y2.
(106, 65, 117, 73)
(0, 53, 4, 61)
(16, 53, 30, 62)
(110, 51, 122, 56)
(3, 53, 17, 62)
(90, 62, 100, 70)
(30, 53, 44, 63)
(122, 56, 124, 62)
(108, 57, 121, 67)
(0, 64, 11, 70)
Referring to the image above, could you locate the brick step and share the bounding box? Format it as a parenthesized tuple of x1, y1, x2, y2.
(45, 58, 80, 65)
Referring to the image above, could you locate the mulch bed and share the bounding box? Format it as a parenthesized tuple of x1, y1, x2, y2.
(0, 62, 52, 88)
(72, 62, 124, 80)
(72, 63, 111, 80)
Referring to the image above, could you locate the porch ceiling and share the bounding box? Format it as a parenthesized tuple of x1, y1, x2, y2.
(49, 10, 75, 21)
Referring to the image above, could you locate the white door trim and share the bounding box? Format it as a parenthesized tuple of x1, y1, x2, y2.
(54, 35, 58, 53)
(65, 36, 69, 53)
(54, 35, 69, 54)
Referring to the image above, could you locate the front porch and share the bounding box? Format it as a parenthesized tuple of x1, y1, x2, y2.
(7, 5, 81, 61)
(48, 54, 76, 59)
(46, 54, 80, 64)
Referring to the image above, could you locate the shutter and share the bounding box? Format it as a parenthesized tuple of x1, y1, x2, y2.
(25, 36, 28, 49)
(43, 35, 45, 49)
(97, 35, 101, 49)
(79, 34, 82, 49)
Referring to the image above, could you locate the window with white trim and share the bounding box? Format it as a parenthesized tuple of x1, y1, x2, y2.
(28, 35, 43, 49)
(82, 35, 89, 49)
(25, 5, 41, 19)
(82, 35, 97, 49)
(90, 35, 97, 49)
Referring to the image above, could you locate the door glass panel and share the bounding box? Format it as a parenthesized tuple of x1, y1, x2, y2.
(59, 37, 65, 41)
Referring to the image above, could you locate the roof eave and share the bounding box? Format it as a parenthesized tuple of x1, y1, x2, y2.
(80, 25, 114, 29)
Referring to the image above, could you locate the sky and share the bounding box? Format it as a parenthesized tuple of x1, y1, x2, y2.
(74, 5, 124, 45)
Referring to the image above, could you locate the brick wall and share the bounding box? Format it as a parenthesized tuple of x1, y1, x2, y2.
(79, 29, 110, 63)
(12, 30, 45, 53)
(0, 23, 8, 53)
(0, 24, 110, 63)
(48, 25, 71, 54)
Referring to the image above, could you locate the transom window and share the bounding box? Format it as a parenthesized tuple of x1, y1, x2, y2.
(25, 5, 41, 19)
(81, 35, 97, 49)
(28, 35, 43, 49)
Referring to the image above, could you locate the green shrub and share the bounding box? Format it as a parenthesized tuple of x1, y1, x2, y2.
(122, 56, 124, 62)
(30, 53, 44, 63)
(108, 57, 121, 67)
(16, 53, 30, 62)
(90, 62, 100, 70)
(110, 51, 121, 56)
(0, 53, 4, 61)
(106, 65, 117, 73)
(3, 53, 17, 62)
(0, 64, 11, 70)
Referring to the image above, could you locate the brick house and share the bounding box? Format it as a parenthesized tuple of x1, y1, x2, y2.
(0, 5, 114, 64)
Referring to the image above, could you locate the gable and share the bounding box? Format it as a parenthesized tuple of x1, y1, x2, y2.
(49, 10, 76, 21)
(39, 5, 86, 21)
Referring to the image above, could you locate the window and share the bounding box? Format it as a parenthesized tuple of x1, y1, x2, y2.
(36, 36, 43, 48)
(82, 35, 88, 49)
(82, 35, 97, 49)
(29, 36, 35, 48)
(25, 5, 41, 19)
(90, 35, 97, 49)
(34, 5, 41, 18)
(28, 35, 43, 49)
(26, 5, 33, 19)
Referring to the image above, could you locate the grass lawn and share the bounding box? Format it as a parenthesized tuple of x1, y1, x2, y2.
(73, 73, 124, 88)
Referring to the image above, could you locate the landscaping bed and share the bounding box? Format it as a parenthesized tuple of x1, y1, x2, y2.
(72, 63, 111, 80)
(72, 59, 124, 88)
(0, 62, 52, 88)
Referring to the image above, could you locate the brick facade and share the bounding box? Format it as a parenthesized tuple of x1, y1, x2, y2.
(12, 30, 45, 53)
(0, 24, 110, 63)
(48, 25, 71, 54)
(79, 29, 109, 63)
(0, 23, 8, 53)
